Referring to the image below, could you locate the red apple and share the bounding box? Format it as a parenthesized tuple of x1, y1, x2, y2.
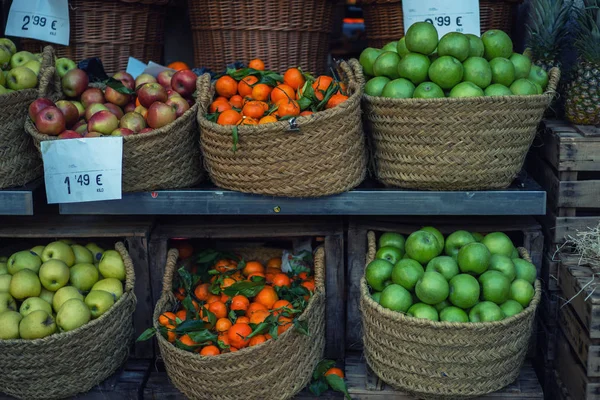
(124, 102, 136, 113)
(166, 96, 190, 118)
(72, 119, 86, 133)
(28, 98, 55, 121)
(84, 131, 103, 137)
(71, 101, 85, 118)
(58, 130, 83, 139)
(105, 86, 131, 107)
(187, 98, 194, 107)
(171, 70, 198, 97)
(88, 110, 119, 135)
(167, 89, 182, 99)
(157, 70, 175, 89)
(120, 111, 146, 133)
(135, 73, 157, 89)
(103, 103, 124, 119)
(85, 103, 109, 121)
(62, 69, 89, 98)
(81, 88, 105, 108)
(134, 105, 148, 119)
(35, 107, 66, 136)
(147, 102, 176, 129)
(139, 128, 154, 134)
(112, 71, 135, 91)
(111, 128, 135, 136)
(55, 100, 79, 128)
(137, 83, 167, 108)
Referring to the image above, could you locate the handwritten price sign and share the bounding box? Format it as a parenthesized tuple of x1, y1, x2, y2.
(5, 0, 70, 46)
(403, 0, 480, 37)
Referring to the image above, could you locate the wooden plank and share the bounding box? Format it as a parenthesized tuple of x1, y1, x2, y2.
(526, 153, 561, 212)
(560, 302, 600, 377)
(537, 120, 600, 172)
(346, 224, 367, 350)
(555, 331, 600, 400)
(559, 179, 600, 209)
(540, 289, 559, 328)
(552, 214, 600, 244)
(559, 264, 600, 339)
(542, 251, 560, 292)
(576, 124, 600, 137)
(324, 233, 345, 360)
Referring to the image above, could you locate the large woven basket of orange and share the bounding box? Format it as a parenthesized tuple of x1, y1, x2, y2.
(152, 247, 326, 400)
(196, 59, 367, 197)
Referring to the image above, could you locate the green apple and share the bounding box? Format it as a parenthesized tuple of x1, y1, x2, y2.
(405, 230, 441, 264)
(55, 57, 77, 78)
(71, 244, 94, 264)
(379, 284, 413, 312)
(85, 290, 115, 319)
(513, 258, 537, 284)
(0, 275, 11, 291)
(448, 273, 480, 309)
(0, 292, 17, 313)
(7, 250, 42, 275)
(426, 256, 459, 281)
(371, 291, 382, 303)
(457, 242, 491, 275)
(366, 259, 394, 291)
(0, 262, 6, 275)
(91, 278, 123, 300)
(511, 247, 520, 259)
(376, 246, 403, 265)
(30, 245, 45, 257)
(391, 258, 424, 291)
(10, 50, 35, 68)
(0, 39, 16, 55)
(56, 298, 91, 332)
(510, 279, 535, 307)
(407, 303, 439, 321)
(471, 232, 485, 242)
(420, 226, 444, 252)
(482, 232, 515, 257)
(378, 232, 405, 254)
(415, 271, 449, 305)
(489, 254, 516, 281)
(23, 59, 41, 76)
(444, 230, 476, 258)
(70, 263, 99, 291)
(99, 250, 126, 281)
(0, 45, 11, 66)
(469, 301, 505, 322)
(20, 296, 52, 317)
(9, 269, 41, 300)
(52, 286, 84, 313)
(434, 299, 450, 312)
(60, 239, 75, 245)
(85, 243, 105, 263)
(0, 310, 22, 339)
(39, 288, 54, 305)
(500, 299, 524, 317)
(6, 66, 37, 90)
(19, 310, 56, 339)
(39, 259, 70, 291)
(479, 270, 511, 304)
(440, 306, 469, 322)
(42, 241, 75, 267)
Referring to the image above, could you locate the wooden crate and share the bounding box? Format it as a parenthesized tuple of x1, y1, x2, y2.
(537, 318, 557, 362)
(148, 216, 345, 360)
(346, 216, 544, 351)
(0, 215, 155, 359)
(541, 251, 560, 292)
(555, 330, 600, 400)
(344, 352, 543, 399)
(559, 302, 600, 377)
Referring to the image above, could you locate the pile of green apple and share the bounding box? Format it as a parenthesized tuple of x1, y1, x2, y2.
(0, 241, 126, 340)
(0, 37, 75, 94)
(365, 228, 537, 323)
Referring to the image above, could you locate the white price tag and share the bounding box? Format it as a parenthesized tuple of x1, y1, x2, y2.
(5, 0, 70, 46)
(42, 137, 123, 204)
(403, 0, 480, 37)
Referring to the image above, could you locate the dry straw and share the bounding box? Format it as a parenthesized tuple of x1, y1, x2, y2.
(0, 243, 137, 400)
(364, 68, 560, 190)
(360, 231, 540, 399)
(154, 247, 326, 400)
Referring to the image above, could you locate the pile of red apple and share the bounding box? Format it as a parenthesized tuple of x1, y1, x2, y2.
(28, 68, 198, 138)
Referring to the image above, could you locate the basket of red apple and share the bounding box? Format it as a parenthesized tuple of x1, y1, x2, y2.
(0, 42, 62, 189)
(0, 241, 136, 400)
(25, 68, 205, 192)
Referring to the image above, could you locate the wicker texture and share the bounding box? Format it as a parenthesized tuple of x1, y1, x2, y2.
(154, 247, 326, 400)
(0, 242, 137, 400)
(26, 93, 205, 193)
(188, 0, 336, 74)
(20, 0, 167, 74)
(360, 0, 523, 48)
(0, 46, 61, 189)
(360, 231, 541, 400)
(197, 59, 367, 197)
(365, 68, 560, 190)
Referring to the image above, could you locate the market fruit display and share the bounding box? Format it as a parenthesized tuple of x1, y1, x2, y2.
(360, 24, 549, 99)
(28, 67, 198, 138)
(365, 229, 537, 322)
(0, 241, 126, 340)
(206, 58, 349, 125)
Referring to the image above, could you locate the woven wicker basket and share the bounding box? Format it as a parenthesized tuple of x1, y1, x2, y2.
(154, 247, 326, 400)
(364, 68, 560, 190)
(25, 88, 205, 193)
(360, 231, 541, 400)
(0, 242, 136, 400)
(0, 46, 61, 189)
(360, 0, 524, 48)
(197, 59, 367, 197)
(19, 0, 168, 74)
(187, 0, 337, 74)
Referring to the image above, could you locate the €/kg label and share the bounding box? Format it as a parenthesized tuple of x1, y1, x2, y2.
(5, 0, 70, 46)
(403, 0, 480, 37)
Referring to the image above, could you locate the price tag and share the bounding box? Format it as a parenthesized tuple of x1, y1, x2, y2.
(42, 137, 123, 204)
(403, 0, 480, 37)
(5, 0, 70, 46)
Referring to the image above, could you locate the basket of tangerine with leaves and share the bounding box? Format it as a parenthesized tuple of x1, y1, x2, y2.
(141, 244, 326, 400)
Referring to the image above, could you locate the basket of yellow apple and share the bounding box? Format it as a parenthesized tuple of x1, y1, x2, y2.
(0, 240, 136, 400)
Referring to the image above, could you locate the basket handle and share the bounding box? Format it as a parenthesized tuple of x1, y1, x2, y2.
(545, 67, 561, 95)
(115, 242, 136, 293)
(346, 58, 366, 88)
(162, 248, 180, 295)
(195, 73, 213, 116)
(38, 46, 58, 99)
(313, 247, 326, 292)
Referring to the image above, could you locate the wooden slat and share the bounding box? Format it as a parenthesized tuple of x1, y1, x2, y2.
(559, 179, 600, 208)
(346, 224, 368, 350)
(545, 211, 600, 244)
(325, 234, 345, 360)
(555, 331, 600, 400)
(559, 264, 600, 339)
(576, 125, 600, 137)
(559, 303, 600, 377)
(537, 120, 600, 172)
(542, 251, 560, 292)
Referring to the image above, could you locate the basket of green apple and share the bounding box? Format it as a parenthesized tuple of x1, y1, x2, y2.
(0, 40, 63, 189)
(360, 228, 540, 399)
(0, 241, 136, 400)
